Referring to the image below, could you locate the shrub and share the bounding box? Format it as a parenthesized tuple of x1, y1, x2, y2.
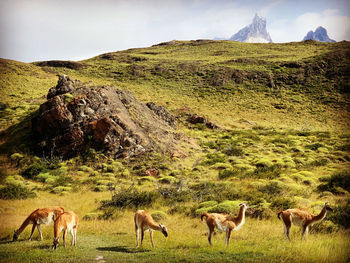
(83, 213, 101, 221)
(0, 184, 36, 200)
(258, 182, 282, 195)
(248, 165, 282, 179)
(151, 211, 168, 221)
(254, 158, 274, 168)
(305, 143, 324, 151)
(52, 175, 74, 187)
(270, 197, 296, 210)
(318, 170, 350, 194)
(203, 153, 227, 165)
(101, 186, 159, 209)
(0, 168, 7, 184)
(21, 162, 47, 179)
(198, 200, 218, 208)
(328, 200, 350, 229)
(51, 186, 72, 194)
(223, 146, 244, 156)
(311, 220, 339, 233)
(218, 168, 241, 179)
(310, 158, 329, 166)
(94, 185, 109, 192)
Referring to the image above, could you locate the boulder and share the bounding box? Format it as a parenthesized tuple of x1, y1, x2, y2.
(32, 75, 178, 159)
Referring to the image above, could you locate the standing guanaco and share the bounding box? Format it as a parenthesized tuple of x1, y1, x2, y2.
(53, 211, 78, 250)
(13, 206, 64, 241)
(278, 202, 333, 240)
(134, 210, 168, 248)
(201, 203, 249, 246)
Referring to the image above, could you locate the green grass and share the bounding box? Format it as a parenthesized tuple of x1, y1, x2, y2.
(0, 194, 349, 263)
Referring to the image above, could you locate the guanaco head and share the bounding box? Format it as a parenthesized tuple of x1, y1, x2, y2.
(13, 230, 18, 241)
(52, 237, 59, 250)
(325, 202, 334, 212)
(159, 224, 168, 237)
(239, 203, 250, 209)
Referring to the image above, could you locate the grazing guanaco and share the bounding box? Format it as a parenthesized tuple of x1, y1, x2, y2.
(13, 206, 64, 241)
(53, 211, 78, 250)
(277, 202, 333, 240)
(201, 203, 249, 246)
(134, 210, 168, 248)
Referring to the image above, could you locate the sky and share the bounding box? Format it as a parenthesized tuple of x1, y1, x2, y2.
(0, 0, 349, 62)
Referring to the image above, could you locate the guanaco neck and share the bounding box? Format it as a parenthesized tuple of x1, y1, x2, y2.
(234, 206, 246, 225)
(146, 218, 161, 231)
(16, 213, 36, 235)
(311, 207, 327, 224)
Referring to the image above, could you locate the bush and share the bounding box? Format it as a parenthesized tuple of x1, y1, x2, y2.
(0, 184, 36, 200)
(21, 162, 47, 179)
(248, 165, 282, 179)
(218, 168, 241, 179)
(318, 171, 350, 194)
(305, 143, 324, 151)
(258, 182, 282, 195)
(151, 211, 168, 221)
(270, 197, 296, 210)
(203, 153, 227, 165)
(311, 220, 339, 233)
(101, 186, 159, 209)
(83, 213, 102, 221)
(327, 200, 350, 229)
(223, 146, 244, 156)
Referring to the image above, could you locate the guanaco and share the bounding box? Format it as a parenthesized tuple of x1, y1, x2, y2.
(134, 210, 168, 248)
(277, 202, 333, 240)
(13, 206, 64, 241)
(53, 211, 78, 250)
(201, 203, 249, 246)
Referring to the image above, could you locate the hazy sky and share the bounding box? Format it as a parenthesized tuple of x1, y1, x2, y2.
(1, 0, 349, 62)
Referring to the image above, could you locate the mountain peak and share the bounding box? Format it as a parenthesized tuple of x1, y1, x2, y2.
(302, 26, 335, 42)
(229, 14, 272, 43)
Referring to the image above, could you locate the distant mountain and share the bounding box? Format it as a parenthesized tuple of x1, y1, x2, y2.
(302, 26, 335, 42)
(229, 14, 273, 43)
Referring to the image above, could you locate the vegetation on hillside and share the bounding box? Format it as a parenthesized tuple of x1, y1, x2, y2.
(0, 40, 349, 262)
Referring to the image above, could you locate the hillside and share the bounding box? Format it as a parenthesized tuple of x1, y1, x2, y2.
(0, 40, 349, 262)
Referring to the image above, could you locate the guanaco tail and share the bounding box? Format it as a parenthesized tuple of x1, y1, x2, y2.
(53, 211, 78, 250)
(201, 203, 249, 246)
(13, 206, 64, 241)
(277, 202, 333, 240)
(134, 210, 168, 248)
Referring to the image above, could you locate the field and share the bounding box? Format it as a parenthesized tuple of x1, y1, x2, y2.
(0, 40, 349, 262)
(0, 192, 349, 263)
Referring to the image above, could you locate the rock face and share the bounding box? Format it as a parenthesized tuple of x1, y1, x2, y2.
(302, 26, 335, 42)
(32, 75, 178, 159)
(229, 14, 273, 43)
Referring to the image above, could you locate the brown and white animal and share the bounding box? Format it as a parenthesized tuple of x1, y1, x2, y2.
(277, 202, 333, 240)
(13, 206, 64, 241)
(201, 203, 249, 246)
(52, 211, 78, 250)
(134, 210, 168, 248)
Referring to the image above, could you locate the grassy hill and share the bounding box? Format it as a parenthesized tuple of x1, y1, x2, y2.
(0, 40, 349, 262)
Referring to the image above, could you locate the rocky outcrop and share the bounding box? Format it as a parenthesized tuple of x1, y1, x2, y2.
(32, 75, 178, 159)
(302, 27, 335, 42)
(229, 14, 273, 43)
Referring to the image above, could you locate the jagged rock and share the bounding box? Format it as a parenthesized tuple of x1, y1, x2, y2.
(187, 114, 219, 129)
(146, 102, 176, 128)
(229, 14, 273, 43)
(32, 75, 178, 159)
(302, 27, 335, 42)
